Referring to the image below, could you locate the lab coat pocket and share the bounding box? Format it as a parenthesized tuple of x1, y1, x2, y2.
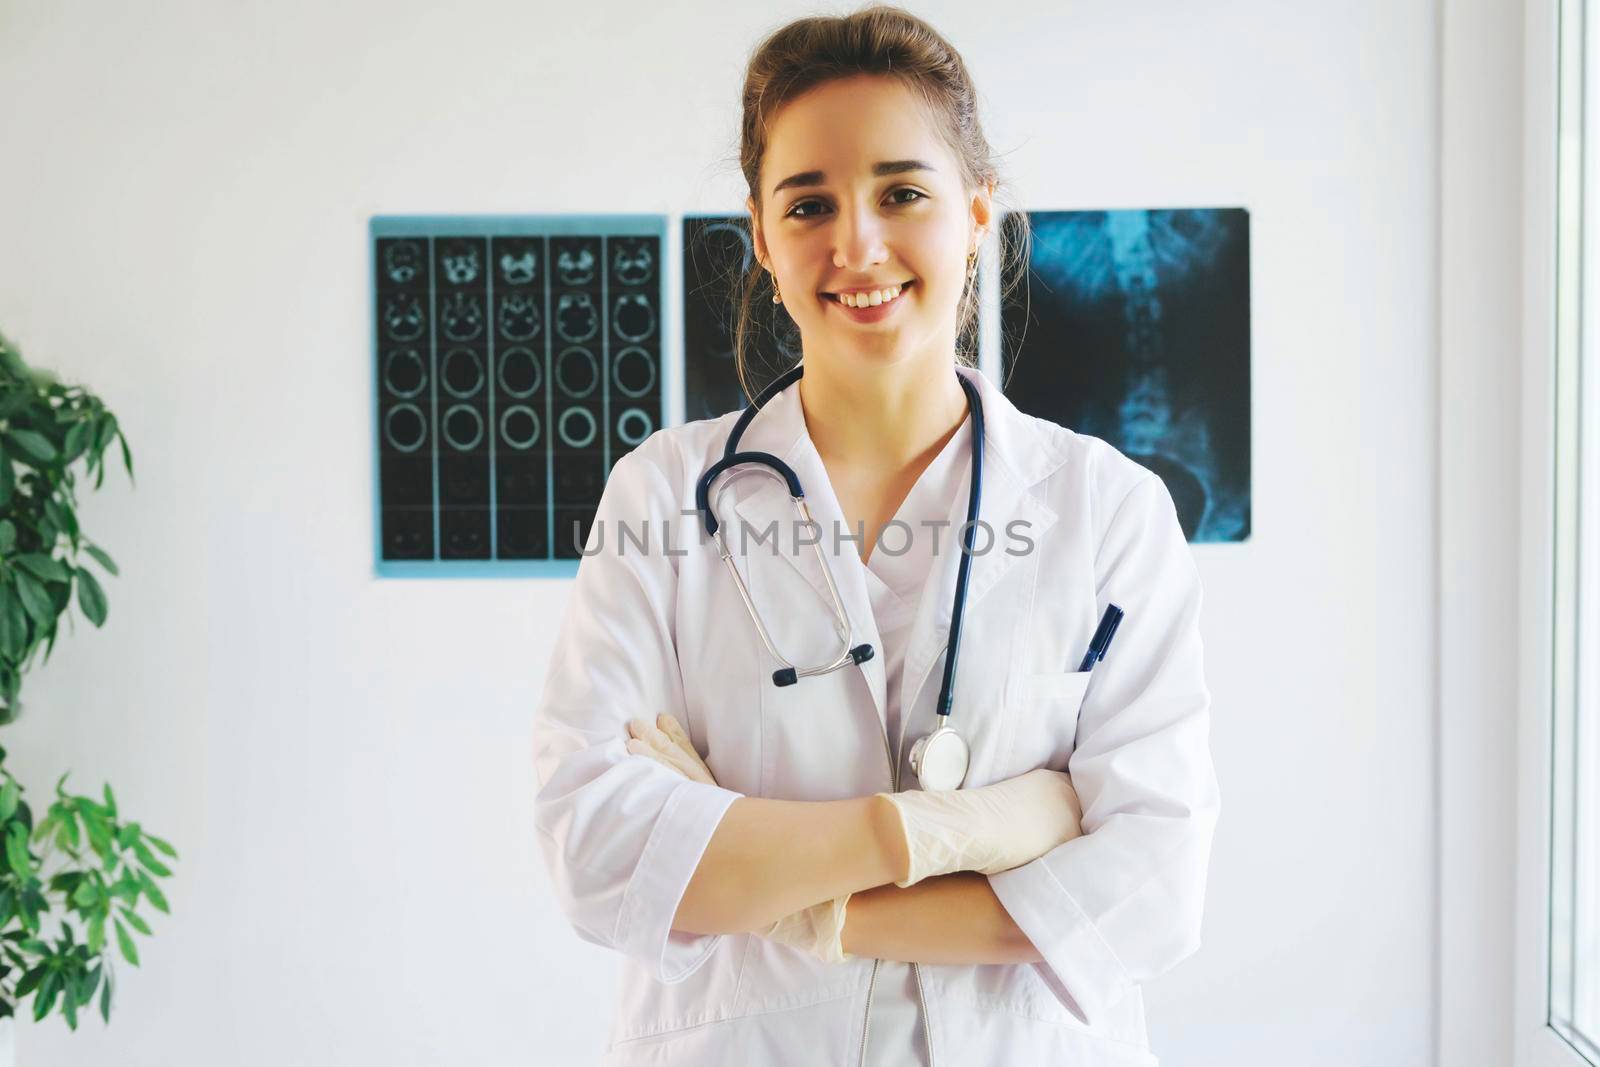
(1004, 670, 1093, 775)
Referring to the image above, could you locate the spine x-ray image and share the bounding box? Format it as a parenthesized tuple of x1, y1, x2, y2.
(1000, 208, 1252, 543)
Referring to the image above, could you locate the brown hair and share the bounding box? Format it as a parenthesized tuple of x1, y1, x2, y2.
(730, 4, 1032, 402)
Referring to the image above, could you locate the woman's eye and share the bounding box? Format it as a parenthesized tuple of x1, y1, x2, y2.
(784, 189, 926, 219)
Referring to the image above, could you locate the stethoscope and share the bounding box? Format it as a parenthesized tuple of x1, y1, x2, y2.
(694, 362, 986, 791)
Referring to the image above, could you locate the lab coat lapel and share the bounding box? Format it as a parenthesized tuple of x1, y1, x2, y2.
(719, 378, 890, 738)
(896, 368, 1068, 751)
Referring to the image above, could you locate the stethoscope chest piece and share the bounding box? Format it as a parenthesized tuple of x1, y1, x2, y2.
(908, 724, 970, 792)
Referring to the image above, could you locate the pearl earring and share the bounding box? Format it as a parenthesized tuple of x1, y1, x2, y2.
(769, 270, 782, 305)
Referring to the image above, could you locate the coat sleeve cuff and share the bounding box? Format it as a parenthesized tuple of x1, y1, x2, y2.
(615, 778, 742, 984)
(988, 857, 1134, 1025)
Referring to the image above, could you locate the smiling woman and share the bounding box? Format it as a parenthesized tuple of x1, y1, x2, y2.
(531, 6, 1218, 1067)
(734, 57, 1029, 560)
(732, 18, 1032, 405)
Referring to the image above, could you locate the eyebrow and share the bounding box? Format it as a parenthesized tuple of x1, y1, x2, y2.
(771, 160, 937, 195)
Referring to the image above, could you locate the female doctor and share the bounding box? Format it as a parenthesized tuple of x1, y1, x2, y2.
(532, 6, 1219, 1064)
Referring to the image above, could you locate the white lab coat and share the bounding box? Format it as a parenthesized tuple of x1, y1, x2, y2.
(532, 364, 1219, 1066)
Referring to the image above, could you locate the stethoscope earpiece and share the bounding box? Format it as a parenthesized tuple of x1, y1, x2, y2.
(849, 644, 875, 665)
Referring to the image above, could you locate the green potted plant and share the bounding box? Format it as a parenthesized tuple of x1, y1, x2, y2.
(0, 329, 176, 1060)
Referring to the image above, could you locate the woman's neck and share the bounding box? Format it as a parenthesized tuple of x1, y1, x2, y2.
(796, 355, 969, 472)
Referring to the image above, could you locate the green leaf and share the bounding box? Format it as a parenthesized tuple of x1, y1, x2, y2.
(0, 449, 12, 509)
(93, 415, 115, 455)
(102, 783, 117, 818)
(78, 803, 111, 860)
(111, 868, 139, 905)
(86, 913, 104, 954)
(46, 869, 79, 894)
(63, 420, 87, 462)
(0, 335, 27, 378)
(99, 968, 112, 1021)
(44, 497, 78, 540)
(135, 870, 168, 914)
(7, 429, 56, 464)
(117, 907, 150, 935)
(0, 519, 13, 554)
(132, 839, 170, 877)
(33, 970, 60, 1021)
(47, 815, 68, 852)
(113, 919, 138, 966)
(0, 779, 17, 821)
(13, 570, 53, 628)
(14, 964, 45, 997)
(71, 880, 97, 908)
(4, 823, 31, 878)
(118, 431, 134, 483)
(73, 967, 100, 1020)
(31, 812, 56, 850)
(0, 589, 23, 659)
(145, 833, 177, 859)
(80, 542, 119, 577)
(61, 812, 80, 850)
(74, 567, 106, 627)
(13, 553, 69, 584)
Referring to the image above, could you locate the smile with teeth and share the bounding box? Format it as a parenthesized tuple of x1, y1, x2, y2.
(829, 282, 911, 308)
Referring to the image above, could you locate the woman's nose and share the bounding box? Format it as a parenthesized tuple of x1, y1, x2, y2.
(832, 201, 889, 270)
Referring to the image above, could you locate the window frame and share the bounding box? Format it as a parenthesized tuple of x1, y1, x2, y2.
(1518, 1, 1599, 1064)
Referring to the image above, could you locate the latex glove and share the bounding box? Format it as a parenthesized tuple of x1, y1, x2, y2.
(877, 768, 1083, 888)
(625, 713, 716, 785)
(623, 714, 853, 962)
(761, 893, 852, 963)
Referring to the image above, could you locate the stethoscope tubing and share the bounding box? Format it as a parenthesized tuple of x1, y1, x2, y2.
(694, 363, 983, 724)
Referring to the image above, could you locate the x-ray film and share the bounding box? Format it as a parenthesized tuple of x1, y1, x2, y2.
(682, 214, 801, 421)
(1000, 208, 1252, 543)
(371, 216, 667, 575)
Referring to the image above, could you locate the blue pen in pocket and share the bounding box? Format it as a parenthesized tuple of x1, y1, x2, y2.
(1077, 604, 1124, 672)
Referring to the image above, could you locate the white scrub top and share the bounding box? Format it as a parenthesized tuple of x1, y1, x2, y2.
(855, 412, 972, 1067)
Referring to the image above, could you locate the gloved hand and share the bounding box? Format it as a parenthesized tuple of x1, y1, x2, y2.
(625, 713, 716, 785)
(760, 893, 852, 963)
(877, 768, 1083, 888)
(624, 714, 853, 962)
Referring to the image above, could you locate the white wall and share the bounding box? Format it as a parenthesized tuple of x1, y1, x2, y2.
(0, 1, 1471, 1063)
(1439, 0, 1523, 1063)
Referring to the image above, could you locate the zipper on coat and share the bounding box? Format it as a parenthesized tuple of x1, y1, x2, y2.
(858, 700, 937, 1067)
(900, 651, 947, 1067)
